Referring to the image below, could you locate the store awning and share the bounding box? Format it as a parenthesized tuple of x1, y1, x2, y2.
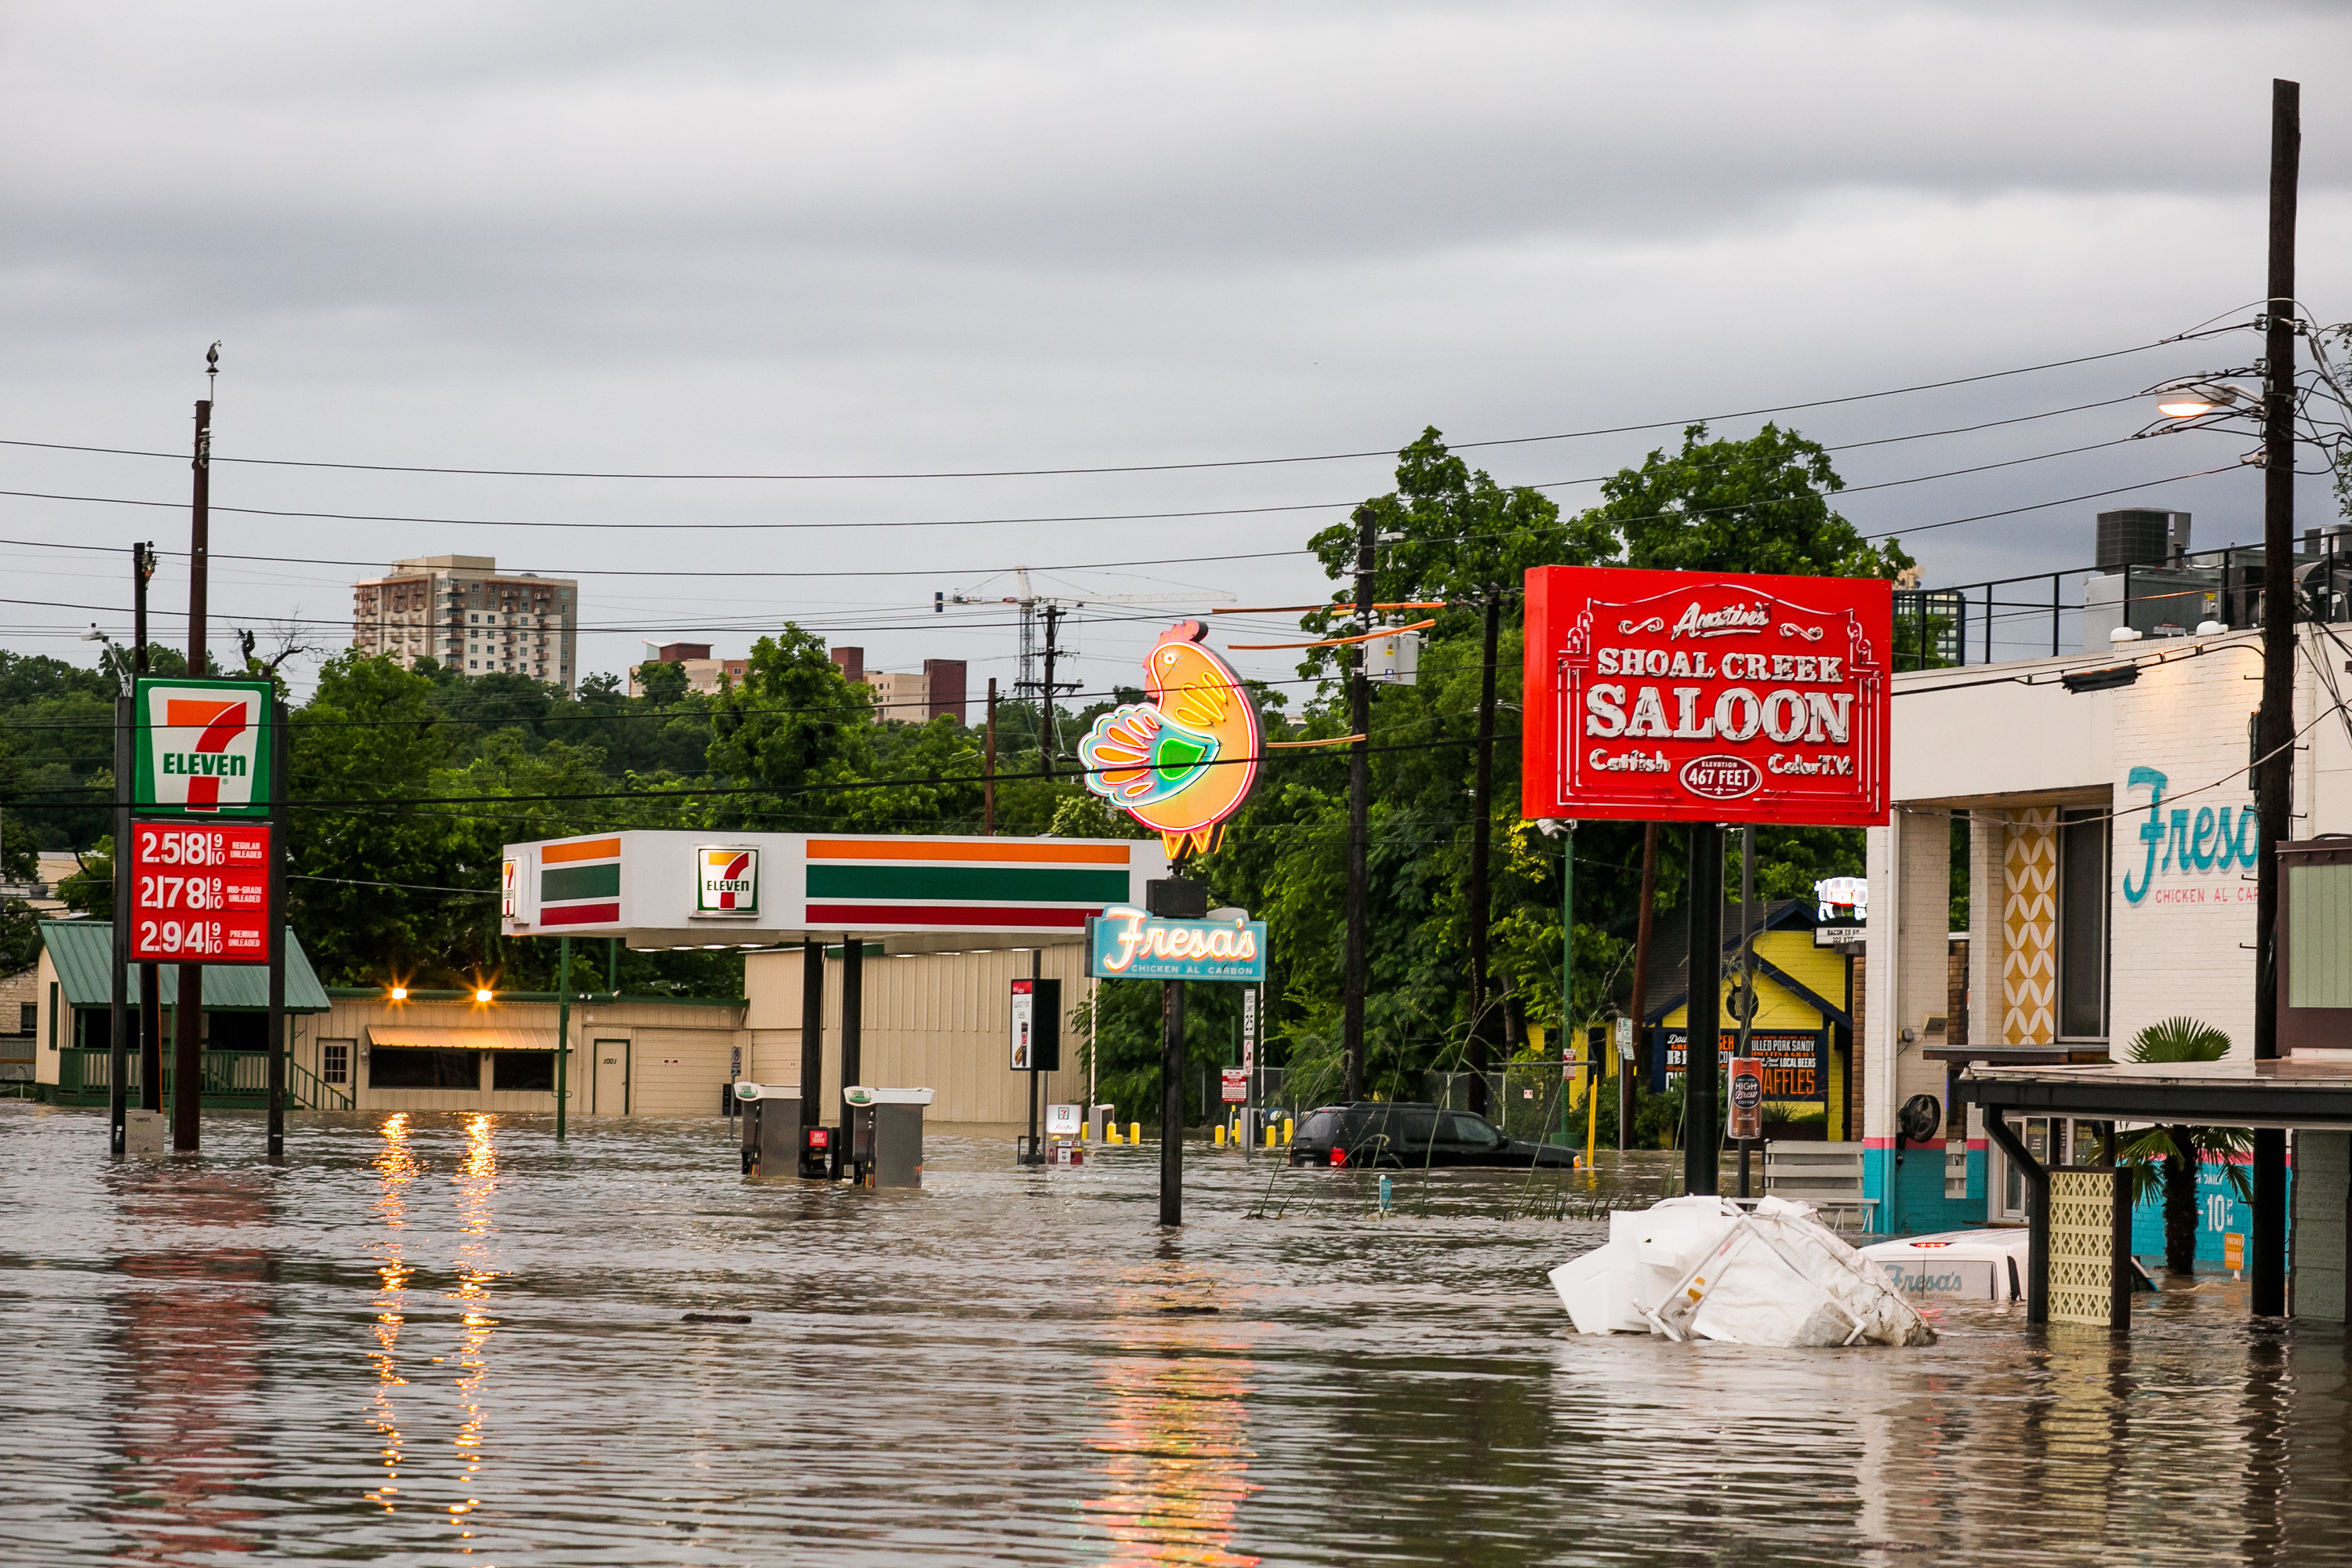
(367, 1025, 557, 1052)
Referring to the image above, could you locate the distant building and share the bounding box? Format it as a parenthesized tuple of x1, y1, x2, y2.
(351, 555, 579, 691)
(827, 648, 967, 724)
(628, 642, 751, 698)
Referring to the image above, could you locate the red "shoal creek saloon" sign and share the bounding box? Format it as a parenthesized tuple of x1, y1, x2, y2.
(1523, 565, 1892, 827)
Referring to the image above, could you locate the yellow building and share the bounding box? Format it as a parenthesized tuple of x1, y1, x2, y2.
(1640, 898, 1856, 1140)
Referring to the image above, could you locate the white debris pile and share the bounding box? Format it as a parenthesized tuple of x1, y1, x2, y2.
(1549, 1195, 1935, 1348)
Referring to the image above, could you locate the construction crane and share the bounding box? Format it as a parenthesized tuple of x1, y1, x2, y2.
(935, 568, 1225, 766)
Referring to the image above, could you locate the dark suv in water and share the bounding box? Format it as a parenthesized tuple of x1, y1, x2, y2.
(1287, 1102, 1580, 1170)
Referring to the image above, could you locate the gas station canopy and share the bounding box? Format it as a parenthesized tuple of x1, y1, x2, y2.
(500, 831, 1170, 953)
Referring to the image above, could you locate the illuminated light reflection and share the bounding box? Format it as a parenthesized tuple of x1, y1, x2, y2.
(365, 1112, 417, 1513)
(448, 1115, 502, 1548)
(1085, 1278, 1261, 1567)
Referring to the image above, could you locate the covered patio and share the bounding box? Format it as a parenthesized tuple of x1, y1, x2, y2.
(1962, 1057, 2352, 1326)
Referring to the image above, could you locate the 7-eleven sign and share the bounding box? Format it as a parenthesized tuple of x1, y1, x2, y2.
(133, 677, 275, 816)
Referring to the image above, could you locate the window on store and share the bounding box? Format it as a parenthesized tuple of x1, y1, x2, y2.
(2288, 862, 2352, 1007)
(320, 1040, 352, 1085)
(2057, 807, 2107, 1039)
(492, 1051, 555, 1091)
(370, 1047, 481, 1088)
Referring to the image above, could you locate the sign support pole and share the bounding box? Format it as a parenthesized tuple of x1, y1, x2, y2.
(108, 692, 129, 1158)
(132, 544, 164, 1117)
(1025, 947, 1042, 1165)
(266, 699, 287, 1162)
(1683, 823, 1723, 1197)
(1160, 975, 1186, 1225)
(1737, 826, 1756, 1198)
(799, 938, 824, 1134)
(555, 934, 571, 1142)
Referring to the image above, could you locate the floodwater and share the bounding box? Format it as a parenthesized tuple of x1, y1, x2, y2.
(2, 1105, 2350, 1567)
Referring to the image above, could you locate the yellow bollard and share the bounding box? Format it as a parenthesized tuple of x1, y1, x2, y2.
(1131, 1121, 1143, 1144)
(1265, 1123, 1279, 1149)
(1214, 1124, 1227, 1147)
(1283, 1116, 1294, 1145)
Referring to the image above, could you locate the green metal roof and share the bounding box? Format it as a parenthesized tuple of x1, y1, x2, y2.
(40, 920, 333, 1012)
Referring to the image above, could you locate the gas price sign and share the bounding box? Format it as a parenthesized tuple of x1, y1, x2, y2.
(1523, 565, 1892, 826)
(129, 820, 272, 964)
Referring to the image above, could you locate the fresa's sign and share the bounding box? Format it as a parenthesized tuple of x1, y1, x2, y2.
(1523, 567, 1891, 826)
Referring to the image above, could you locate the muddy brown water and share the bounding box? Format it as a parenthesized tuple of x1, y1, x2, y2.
(2, 1103, 2348, 1566)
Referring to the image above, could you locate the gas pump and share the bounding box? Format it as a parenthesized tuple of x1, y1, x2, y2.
(842, 1086, 935, 1188)
(734, 1083, 803, 1179)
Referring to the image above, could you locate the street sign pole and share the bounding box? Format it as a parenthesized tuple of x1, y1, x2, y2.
(108, 693, 130, 1159)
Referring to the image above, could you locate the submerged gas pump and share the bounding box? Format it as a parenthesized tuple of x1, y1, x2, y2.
(735, 1083, 803, 1180)
(841, 1086, 935, 1188)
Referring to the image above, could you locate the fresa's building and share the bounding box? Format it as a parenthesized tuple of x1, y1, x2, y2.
(1867, 575, 2350, 1274)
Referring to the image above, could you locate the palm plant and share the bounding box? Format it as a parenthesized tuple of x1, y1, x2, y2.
(2118, 1016, 2251, 1274)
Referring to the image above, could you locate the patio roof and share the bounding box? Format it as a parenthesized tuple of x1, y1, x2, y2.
(1959, 1056, 2352, 1130)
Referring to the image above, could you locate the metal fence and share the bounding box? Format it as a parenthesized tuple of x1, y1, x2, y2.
(1899, 532, 2352, 671)
(1425, 1065, 1589, 1143)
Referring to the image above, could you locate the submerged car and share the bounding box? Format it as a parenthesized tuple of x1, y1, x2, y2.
(1287, 1101, 1579, 1170)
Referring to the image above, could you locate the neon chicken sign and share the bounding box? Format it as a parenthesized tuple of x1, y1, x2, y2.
(1076, 621, 1261, 858)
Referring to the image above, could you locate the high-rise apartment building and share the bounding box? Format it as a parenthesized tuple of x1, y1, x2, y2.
(352, 555, 581, 691)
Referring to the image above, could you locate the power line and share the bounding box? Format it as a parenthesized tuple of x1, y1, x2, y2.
(0, 331, 2230, 481)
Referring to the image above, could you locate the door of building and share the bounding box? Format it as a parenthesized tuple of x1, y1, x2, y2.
(592, 1038, 630, 1116)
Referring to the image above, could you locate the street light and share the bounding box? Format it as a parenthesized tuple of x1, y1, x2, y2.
(474, 987, 494, 1004)
(2151, 379, 2262, 420)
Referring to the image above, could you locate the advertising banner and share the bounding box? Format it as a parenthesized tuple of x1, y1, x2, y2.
(1522, 566, 1891, 826)
(1653, 1028, 1827, 1101)
(1729, 1057, 1764, 1140)
(1087, 906, 1269, 982)
(132, 677, 276, 817)
(129, 818, 272, 964)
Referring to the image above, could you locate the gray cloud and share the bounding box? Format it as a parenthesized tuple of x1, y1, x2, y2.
(0, 0, 2343, 694)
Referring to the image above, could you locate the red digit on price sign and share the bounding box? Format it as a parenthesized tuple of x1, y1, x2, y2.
(129, 819, 272, 964)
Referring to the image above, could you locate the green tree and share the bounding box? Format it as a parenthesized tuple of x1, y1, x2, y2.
(706, 627, 875, 826)
(2118, 1016, 2251, 1274)
(1597, 422, 1913, 580)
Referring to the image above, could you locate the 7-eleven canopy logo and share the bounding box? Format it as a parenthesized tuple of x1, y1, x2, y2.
(134, 678, 274, 815)
(695, 845, 759, 916)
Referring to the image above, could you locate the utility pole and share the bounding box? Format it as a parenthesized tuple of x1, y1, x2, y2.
(2250, 76, 2299, 1319)
(983, 678, 998, 833)
(1465, 587, 1499, 1119)
(1038, 604, 1062, 778)
(1682, 823, 1724, 1196)
(1624, 825, 1657, 1150)
(1343, 505, 1375, 1102)
(133, 544, 162, 1115)
(172, 367, 213, 1155)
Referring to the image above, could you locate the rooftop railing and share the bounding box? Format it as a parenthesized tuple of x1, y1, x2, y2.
(1896, 532, 2352, 671)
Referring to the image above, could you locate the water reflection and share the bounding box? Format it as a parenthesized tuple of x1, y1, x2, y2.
(447, 1114, 499, 1548)
(365, 1112, 416, 1516)
(1087, 1267, 1258, 1567)
(103, 1167, 275, 1563)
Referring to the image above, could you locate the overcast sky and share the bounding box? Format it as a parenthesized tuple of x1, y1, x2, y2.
(1, 1, 2346, 706)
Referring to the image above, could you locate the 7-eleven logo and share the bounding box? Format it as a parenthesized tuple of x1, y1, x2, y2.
(139, 682, 267, 814)
(696, 845, 759, 915)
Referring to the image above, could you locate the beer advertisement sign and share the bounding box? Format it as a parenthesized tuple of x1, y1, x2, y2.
(1522, 566, 1891, 826)
(132, 677, 275, 817)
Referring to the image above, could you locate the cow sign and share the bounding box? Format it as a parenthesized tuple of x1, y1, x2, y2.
(1522, 566, 1892, 827)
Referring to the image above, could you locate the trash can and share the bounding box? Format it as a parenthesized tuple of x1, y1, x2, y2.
(843, 1086, 935, 1189)
(734, 1083, 802, 1180)
(800, 1123, 836, 1181)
